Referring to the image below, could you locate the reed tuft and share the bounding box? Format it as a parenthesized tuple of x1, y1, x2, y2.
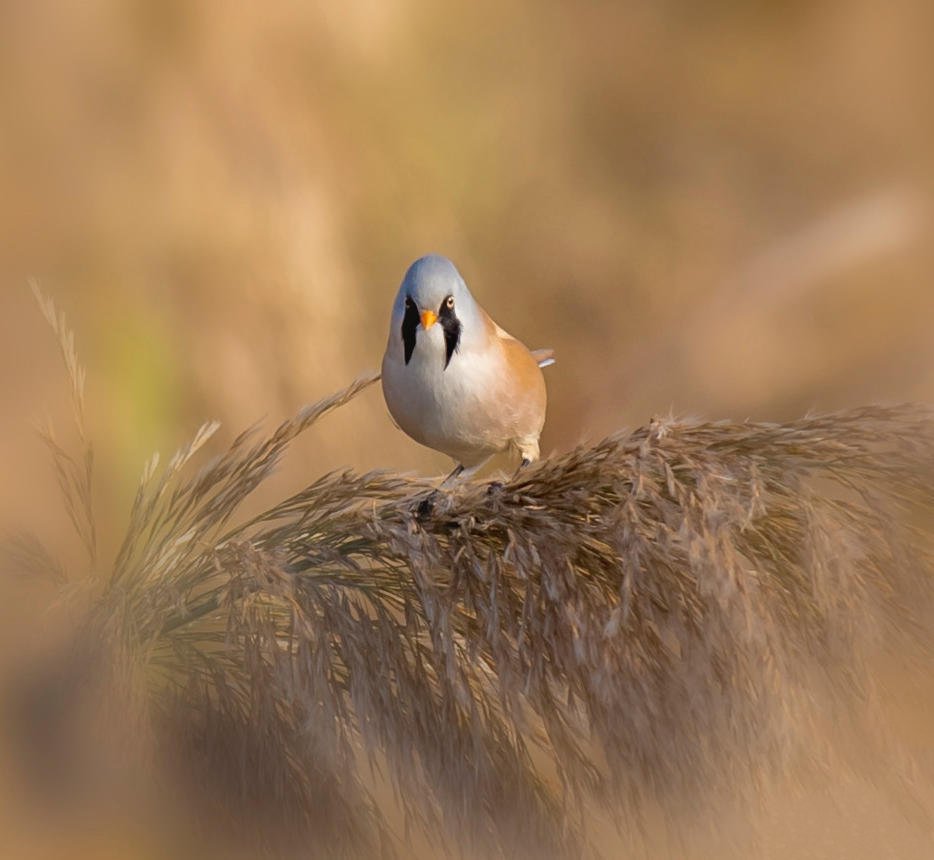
(4, 290, 934, 859)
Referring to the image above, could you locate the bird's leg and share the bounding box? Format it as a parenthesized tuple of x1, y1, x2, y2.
(488, 457, 532, 495)
(439, 463, 465, 487)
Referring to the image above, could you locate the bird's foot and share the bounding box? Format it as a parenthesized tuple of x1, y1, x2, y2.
(411, 490, 463, 533)
(413, 487, 460, 521)
(413, 490, 440, 520)
(487, 459, 532, 496)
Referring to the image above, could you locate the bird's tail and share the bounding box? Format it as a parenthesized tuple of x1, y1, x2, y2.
(532, 348, 556, 369)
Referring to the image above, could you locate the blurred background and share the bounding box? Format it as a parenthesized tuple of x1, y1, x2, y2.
(0, 0, 933, 856)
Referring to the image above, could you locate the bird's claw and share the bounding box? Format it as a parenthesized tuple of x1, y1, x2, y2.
(414, 490, 439, 520)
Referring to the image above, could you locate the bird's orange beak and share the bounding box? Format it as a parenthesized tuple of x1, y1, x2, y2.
(420, 309, 438, 330)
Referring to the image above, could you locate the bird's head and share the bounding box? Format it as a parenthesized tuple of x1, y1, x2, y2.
(391, 255, 481, 369)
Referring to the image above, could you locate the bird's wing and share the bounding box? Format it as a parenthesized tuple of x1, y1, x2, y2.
(531, 347, 556, 369)
(486, 311, 555, 369)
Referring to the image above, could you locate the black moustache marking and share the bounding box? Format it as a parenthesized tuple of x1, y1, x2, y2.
(439, 299, 461, 370)
(401, 297, 419, 364)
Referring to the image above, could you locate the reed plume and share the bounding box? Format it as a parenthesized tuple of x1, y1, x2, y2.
(3, 289, 933, 859)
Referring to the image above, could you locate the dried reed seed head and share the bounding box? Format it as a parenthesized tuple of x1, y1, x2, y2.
(17, 288, 934, 858)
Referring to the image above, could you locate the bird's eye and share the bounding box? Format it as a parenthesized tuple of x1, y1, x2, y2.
(405, 296, 413, 308)
(444, 296, 455, 309)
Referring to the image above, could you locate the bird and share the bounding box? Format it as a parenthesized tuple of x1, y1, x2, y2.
(381, 254, 554, 484)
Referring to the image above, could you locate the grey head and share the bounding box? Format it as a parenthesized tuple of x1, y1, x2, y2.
(391, 254, 484, 369)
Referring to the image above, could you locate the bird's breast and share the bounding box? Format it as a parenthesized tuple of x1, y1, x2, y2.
(381, 327, 546, 465)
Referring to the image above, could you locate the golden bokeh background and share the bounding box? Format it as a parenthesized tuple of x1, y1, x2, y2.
(0, 1, 933, 856)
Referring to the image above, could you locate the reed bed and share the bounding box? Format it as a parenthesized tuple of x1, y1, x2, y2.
(3, 291, 933, 859)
